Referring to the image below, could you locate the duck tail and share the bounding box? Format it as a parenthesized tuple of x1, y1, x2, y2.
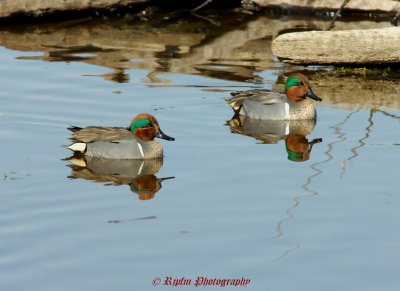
(67, 126, 82, 132)
(232, 104, 243, 115)
(224, 98, 242, 114)
(66, 142, 87, 153)
(230, 91, 243, 97)
(225, 91, 246, 114)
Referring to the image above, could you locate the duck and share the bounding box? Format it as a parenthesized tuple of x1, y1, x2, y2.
(227, 73, 322, 120)
(66, 113, 174, 159)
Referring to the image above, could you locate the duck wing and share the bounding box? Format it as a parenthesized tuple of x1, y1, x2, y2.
(227, 90, 283, 112)
(68, 126, 132, 143)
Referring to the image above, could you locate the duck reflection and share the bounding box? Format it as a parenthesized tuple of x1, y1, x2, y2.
(65, 156, 174, 200)
(227, 115, 322, 162)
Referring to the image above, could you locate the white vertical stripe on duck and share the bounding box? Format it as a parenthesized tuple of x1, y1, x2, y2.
(284, 102, 290, 119)
(137, 142, 145, 158)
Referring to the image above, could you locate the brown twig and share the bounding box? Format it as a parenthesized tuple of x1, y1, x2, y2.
(392, 10, 400, 26)
(191, 0, 213, 13)
(328, 0, 351, 30)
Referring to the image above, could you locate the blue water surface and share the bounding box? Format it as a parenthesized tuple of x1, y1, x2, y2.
(0, 23, 399, 291)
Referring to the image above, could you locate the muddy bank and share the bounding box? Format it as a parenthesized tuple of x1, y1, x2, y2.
(314, 75, 400, 111)
(0, 0, 399, 21)
(273, 72, 400, 111)
(248, 0, 400, 15)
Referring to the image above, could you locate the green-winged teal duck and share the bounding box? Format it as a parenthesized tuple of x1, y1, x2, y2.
(227, 73, 322, 120)
(66, 113, 174, 159)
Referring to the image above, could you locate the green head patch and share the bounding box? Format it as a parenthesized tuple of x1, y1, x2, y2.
(130, 118, 152, 132)
(130, 183, 153, 195)
(285, 77, 302, 91)
(287, 149, 303, 162)
(286, 146, 307, 162)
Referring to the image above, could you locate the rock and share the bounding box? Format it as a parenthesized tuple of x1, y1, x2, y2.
(272, 27, 400, 65)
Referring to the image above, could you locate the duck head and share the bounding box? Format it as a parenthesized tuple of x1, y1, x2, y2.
(130, 175, 174, 200)
(286, 135, 322, 162)
(285, 73, 322, 103)
(128, 113, 175, 141)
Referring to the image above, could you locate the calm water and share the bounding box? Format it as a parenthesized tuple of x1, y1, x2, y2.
(0, 14, 399, 291)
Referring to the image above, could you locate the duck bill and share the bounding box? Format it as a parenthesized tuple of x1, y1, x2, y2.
(306, 89, 322, 101)
(156, 129, 175, 141)
(158, 176, 175, 182)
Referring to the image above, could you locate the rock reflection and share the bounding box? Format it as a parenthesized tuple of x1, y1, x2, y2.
(227, 115, 322, 162)
(65, 156, 174, 200)
(0, 14, 392, 84)
(1, 14, 398, 112)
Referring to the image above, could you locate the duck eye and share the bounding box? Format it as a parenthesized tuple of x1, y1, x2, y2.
(297, 81, 303, 86)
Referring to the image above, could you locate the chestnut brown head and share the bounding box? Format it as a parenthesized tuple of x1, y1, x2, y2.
(128, 113, 174, 142)
(285, 73, 322, 103)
